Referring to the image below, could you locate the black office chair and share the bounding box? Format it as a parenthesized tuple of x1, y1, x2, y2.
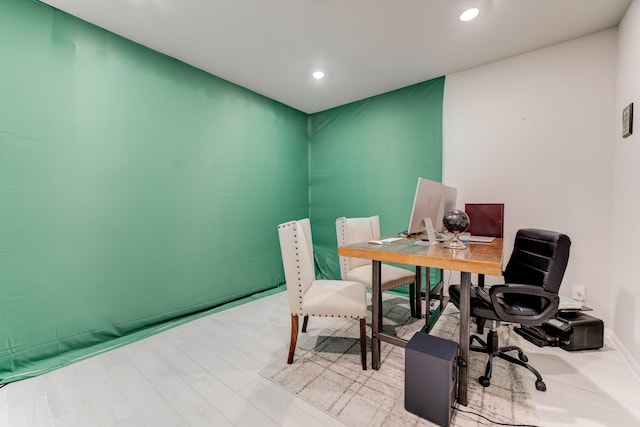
(449, 228, 571, 392)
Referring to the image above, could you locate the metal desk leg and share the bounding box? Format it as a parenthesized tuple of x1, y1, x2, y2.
(415, 266, 422, 320)
(372, 260, 382, 370)
(409, 281, 416, 318)
(424, 267, 431, 329)
(458, 271, 471, 406)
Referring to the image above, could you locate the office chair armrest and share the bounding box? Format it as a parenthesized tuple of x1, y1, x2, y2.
(489, 283, 560, 325)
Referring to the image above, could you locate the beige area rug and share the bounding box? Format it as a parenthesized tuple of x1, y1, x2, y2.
(260, 296, 539, 427)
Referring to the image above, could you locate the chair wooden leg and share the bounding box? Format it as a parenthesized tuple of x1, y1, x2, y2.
(287, 315, 299, 364)
(359, 318, 367, 370)
(301, 315, 309, 332)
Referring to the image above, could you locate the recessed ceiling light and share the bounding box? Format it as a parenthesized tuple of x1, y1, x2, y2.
(312, 71, 325, 80)
(460, 7, 479, 22)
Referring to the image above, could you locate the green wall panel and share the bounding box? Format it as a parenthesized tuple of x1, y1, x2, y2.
(0, 0, 445, 384)
(0, 0, 307, 382)
(308, 78, 445, 278)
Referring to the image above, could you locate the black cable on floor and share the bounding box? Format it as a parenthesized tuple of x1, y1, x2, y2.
(452, 404, 540, 427)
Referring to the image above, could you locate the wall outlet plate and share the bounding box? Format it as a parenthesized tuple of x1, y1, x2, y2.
(572, 285, 586, 304)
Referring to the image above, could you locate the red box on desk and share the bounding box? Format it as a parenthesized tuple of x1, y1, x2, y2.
(464, 203, 504, 237)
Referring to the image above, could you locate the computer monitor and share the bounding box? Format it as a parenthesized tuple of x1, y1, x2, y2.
(407, 178, 444, 235)
(435, 185, 458, 232)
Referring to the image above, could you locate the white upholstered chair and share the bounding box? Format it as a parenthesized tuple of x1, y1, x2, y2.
(336, 216, 419, 323)
(278, 218, 367, 370)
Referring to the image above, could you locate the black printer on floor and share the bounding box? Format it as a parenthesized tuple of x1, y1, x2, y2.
(515, 311, 604, 351)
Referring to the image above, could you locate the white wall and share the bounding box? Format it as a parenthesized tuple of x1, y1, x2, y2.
(613, 0, 640, 371)
(442, 31, 618, 327)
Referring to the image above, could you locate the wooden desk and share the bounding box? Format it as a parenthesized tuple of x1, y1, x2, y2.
(338, 237, 503, 406)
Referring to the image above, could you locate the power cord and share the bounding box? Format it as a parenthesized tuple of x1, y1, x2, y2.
(442, 269, 537, 427)
(452, 404, 539, 427)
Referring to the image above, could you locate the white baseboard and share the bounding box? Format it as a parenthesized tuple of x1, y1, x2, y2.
(605, 328, 640, 381)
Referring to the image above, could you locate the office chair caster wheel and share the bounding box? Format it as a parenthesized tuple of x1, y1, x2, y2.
(535, 380, 546, 392)
(478, 376, 491, 387)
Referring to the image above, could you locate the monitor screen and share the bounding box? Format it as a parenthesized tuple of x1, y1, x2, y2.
(435, 185, 458, 232)
(407, 178, 444, 235)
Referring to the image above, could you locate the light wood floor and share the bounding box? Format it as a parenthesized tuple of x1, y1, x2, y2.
(2, 291, 640, 427)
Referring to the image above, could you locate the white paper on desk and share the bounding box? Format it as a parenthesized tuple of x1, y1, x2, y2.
(368, 237, 403, 245)
(559, 295, 583, 310)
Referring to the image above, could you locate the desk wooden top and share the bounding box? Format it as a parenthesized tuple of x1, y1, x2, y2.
(338, 237, 503, 276)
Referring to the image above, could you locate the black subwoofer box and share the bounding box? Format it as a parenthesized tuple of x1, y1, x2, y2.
(557, 312, 604, 351)
(405, 333, 458, 427)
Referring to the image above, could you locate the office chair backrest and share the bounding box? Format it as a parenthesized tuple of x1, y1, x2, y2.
(336, 216, 380, 279)
(278, 218, 315, 314)
(503, 228, 571, 294)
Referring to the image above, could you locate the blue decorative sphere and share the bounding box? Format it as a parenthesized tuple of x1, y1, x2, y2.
(443, 210, 470, 233)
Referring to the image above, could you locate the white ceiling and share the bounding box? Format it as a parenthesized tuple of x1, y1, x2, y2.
(40, 0, 632, 114)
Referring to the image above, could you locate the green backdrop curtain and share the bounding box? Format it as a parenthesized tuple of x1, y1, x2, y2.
(0, 0, 445, 384)
(0, 0, 307, 383)
(308, 78, 445, 279)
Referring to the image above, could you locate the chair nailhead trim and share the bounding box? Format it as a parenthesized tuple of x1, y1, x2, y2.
(302, 314, 363, 319)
